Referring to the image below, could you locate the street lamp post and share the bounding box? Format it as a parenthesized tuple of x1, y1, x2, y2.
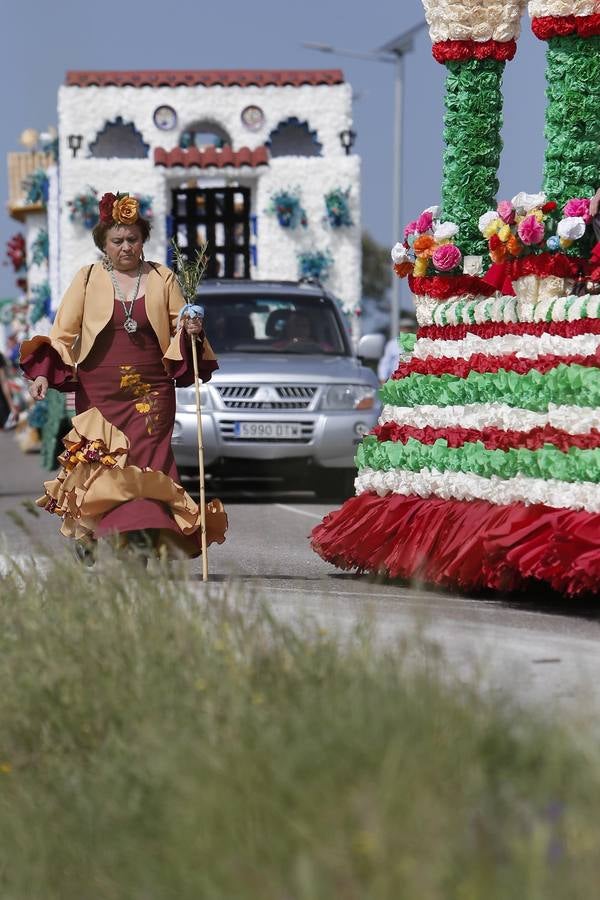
(304, 20, 425, 340)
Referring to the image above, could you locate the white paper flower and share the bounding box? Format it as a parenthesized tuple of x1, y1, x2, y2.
(478, 210, 500, 233)
(528, 1, 598, 17)
(391, 242, 409, 264)
(511, 191, 547, 212)
(557, 216, 586, 240)
(424, 204, 441, 217)
(421, 0, 527, 44)
(433, 221, 459, 241)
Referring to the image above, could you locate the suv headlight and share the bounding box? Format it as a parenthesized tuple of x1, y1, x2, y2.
(321, 384, 376, 411)
(176, 384, 213, 411)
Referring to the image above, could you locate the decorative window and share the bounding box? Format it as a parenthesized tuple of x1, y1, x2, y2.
(267, 118, 322, 158)
(179, 120, 231, 150)
(89, 117, 149, 159)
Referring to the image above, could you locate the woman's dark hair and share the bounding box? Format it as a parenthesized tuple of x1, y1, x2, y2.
(92, 216, 152, 251)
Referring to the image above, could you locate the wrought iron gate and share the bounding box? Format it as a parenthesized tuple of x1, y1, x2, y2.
(170, 186, 251, 279)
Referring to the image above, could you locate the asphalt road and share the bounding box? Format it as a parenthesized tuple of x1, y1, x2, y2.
(2, 429, 600, 713)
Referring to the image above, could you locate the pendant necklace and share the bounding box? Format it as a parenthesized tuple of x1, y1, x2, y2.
(111, 263, 143, 334)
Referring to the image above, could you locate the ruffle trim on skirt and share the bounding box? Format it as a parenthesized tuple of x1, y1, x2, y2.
(37, 407, 227, 556)
(311, 492, 600, 597)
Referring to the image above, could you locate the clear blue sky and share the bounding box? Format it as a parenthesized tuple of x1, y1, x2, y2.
(0, 0, 548, 300)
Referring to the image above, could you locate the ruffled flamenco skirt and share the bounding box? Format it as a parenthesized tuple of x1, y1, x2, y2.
(24, 297, 226, 558)
(37, 406, 227, 557)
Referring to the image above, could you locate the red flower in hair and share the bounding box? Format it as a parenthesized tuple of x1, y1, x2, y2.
(98, 192, 117, 223)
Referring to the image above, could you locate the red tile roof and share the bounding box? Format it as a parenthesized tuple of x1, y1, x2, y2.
(154, 145, 269, 169)
(66, 69, 344, 88)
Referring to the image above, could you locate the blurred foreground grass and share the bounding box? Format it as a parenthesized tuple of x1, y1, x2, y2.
(1, 553, 600, 899)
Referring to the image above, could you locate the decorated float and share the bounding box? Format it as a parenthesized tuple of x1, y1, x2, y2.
(312, 0, 600, 596)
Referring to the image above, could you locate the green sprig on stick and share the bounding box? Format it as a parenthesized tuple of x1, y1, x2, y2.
(170, 238, 210, 304)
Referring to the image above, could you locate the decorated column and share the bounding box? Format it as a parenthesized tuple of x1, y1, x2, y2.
(530, 1, 600, 208)
(423, 0, 527, 254)
(313, 0, 600, 598)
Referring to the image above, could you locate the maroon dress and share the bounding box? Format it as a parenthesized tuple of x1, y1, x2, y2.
(78, 296, 184, 537)
(20, 294, 226, 554)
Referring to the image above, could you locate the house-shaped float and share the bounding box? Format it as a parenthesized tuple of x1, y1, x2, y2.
(51, 68, 360, 321)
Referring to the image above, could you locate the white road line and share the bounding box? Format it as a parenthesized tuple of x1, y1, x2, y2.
(275, 503, 324, 520)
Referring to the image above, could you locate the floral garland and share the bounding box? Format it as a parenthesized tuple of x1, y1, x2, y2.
(5, 234, 26, 272)
(421, 0, 526, 45)
(266, 188, 307, 229)
(432, 39, 517, 62)
(298, 250, 333, 281)
(324, 187, 353, 228)
(31, 229, 49, 267)
(531, 15, 600, 39)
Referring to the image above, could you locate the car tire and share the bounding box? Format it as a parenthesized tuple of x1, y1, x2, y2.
(313, 468, 356, 501)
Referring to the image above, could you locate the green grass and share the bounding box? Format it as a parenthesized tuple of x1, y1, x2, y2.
(0, 553, 599, 898)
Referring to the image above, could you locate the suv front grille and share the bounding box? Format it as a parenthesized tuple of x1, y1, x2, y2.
(215, 385, 317, 410)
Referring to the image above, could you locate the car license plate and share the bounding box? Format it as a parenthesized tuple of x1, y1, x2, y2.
(233, 422, 302, 439)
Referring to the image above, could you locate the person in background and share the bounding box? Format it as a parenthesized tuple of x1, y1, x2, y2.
(590, 188, 600, 217)
(0, 350, 17, 429)
(377, 317, 417, 383)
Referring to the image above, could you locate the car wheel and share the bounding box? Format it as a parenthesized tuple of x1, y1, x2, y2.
(313, 468, 356, 501)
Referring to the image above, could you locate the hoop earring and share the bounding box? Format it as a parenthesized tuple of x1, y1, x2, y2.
(102, 253, 114, 272)
(140, 248, 145, 262)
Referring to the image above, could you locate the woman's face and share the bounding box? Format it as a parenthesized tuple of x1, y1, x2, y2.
(104, 224, 143, 272)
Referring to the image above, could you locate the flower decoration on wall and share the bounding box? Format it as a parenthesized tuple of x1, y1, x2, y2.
(266, 188, 307, 229)
(30, 281, 51, 324)
(68, 187, 100, 229)
(5, 234, 26, 272)
(324, 187, 353, 228)
(392, 205, 463, 279)
(137, 195, 154, 220)
(22, 169, 49, 206)
(31, 229, 49, 267)
(297, 249, 333, 281)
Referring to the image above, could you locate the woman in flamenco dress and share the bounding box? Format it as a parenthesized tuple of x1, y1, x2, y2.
(20, 191, 227, 561)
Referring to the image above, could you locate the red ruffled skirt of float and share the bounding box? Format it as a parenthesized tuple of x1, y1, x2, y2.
(311, 492, 600, 597)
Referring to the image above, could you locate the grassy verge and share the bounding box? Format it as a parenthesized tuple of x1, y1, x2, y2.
(0, 553, 599, 899)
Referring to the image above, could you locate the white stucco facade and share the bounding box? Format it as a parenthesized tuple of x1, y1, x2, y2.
(53, 73, 362, 316)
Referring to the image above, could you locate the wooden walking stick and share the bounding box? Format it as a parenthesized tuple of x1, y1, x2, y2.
(190, 334, 208, 581)
(171, 239, 210, 581)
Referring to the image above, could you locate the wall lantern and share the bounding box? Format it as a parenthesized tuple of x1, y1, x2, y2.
(339, 128, 356, 155)
(68, 134, 83, 158)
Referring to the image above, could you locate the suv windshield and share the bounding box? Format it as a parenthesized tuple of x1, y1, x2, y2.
(199, 294, 349, 355)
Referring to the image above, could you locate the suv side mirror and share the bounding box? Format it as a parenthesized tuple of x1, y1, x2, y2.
(357, 333, 386, 361)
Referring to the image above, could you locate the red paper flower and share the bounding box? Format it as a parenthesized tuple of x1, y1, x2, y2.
(98, 192, 117, 223)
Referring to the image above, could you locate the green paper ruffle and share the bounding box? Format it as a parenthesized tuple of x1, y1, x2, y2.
(543, 35, 600, 207)
(442, 59, 504, 257)
(380, 364, 600, 412)
(357, 435, 600, 486)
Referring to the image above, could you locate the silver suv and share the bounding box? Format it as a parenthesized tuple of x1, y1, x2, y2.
(172, 280, 383, 497)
